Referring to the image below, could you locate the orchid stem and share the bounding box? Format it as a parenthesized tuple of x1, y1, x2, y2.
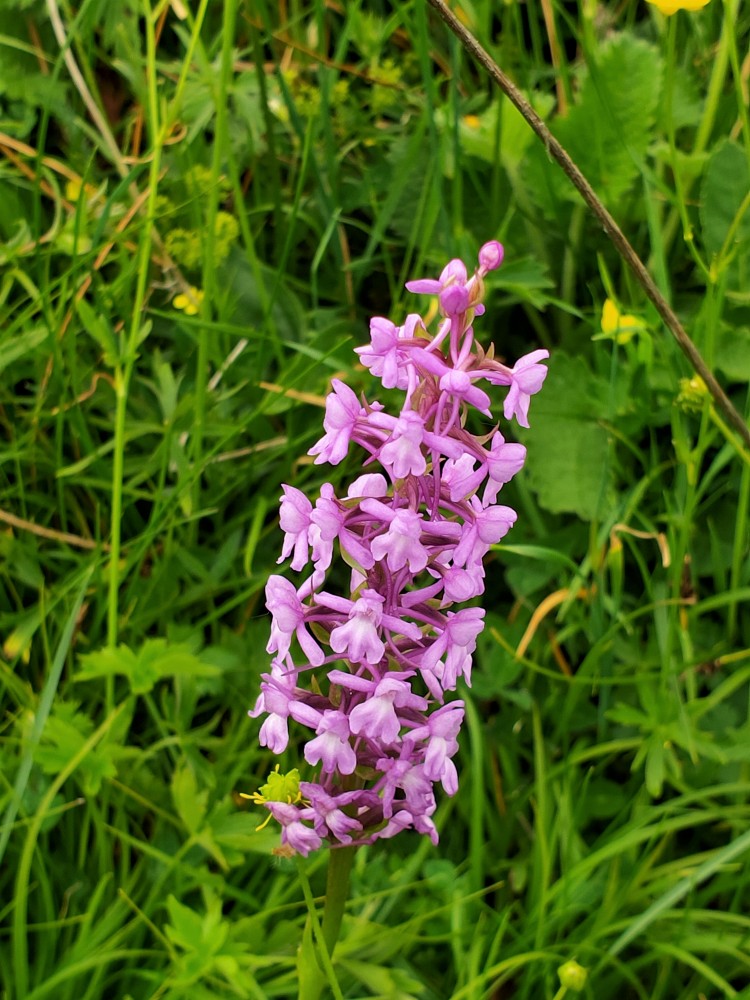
(322, 845, 356, 958)
(297, 846, 356, 1000)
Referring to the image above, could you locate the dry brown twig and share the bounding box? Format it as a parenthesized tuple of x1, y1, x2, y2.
(0, 508, 108, 551)
(426, 0, 750, 451)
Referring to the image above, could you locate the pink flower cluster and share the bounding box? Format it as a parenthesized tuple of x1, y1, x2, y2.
(251, 244, 548, 855)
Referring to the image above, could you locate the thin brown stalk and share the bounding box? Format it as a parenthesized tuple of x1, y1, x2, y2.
(539, 0, 568, 116)
(0, 508, 108, 551)
(426, 0, 750, 451)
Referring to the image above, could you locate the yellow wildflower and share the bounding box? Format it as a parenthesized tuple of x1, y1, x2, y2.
(3, 628, 31, 663)
(645, 0, 710, 15)
(599, 298, 645, 344)
(65, 178, 99, 204)
(172, 286, 204, 316)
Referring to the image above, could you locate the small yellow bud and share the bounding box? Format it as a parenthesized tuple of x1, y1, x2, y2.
(558, 959, 588, 992)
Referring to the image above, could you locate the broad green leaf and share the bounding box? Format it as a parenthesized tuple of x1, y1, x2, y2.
(528, 34, 662, 213)
(223, 249, 306, 349)
(700, 139, 750, 258)
(165, 895, 207, 953)
(205, 807, 268, 865)
(140, 642, 220, 686)
(172, 764, 208, 835)
(659, 63, 703, 131)
(76, 645, 141, 684)
(33, 701, 117, 795)
(713, 323, 750, 381)
(433, 91, 555, 173)
(501, 91, 556, 176)
(339, 957, 424, 994)
(644, 734, 665, 797)
(76, 298, 118, 364)
(165, 891, 242, 990)
(493, 257, 555, 308)
(434, 103, 500, 168)
(607, 704, 650, 728)
(77, 639, 221, 695)
(521, 352, 613, 520)
(557, 34, 662, 205)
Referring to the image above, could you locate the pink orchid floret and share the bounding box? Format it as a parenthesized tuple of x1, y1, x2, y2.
(355, 314, 425, 390)
(308, 379, 364, 465)
(265, 575, 325, 666)
(278, 485, 312, 571)
(328, 590, 387, 665)
(503, 349, 550, 427)
(250, 665, 300, 753)
(266, 801, 322, 856)
(252, 242, 548, 854)
(303, 709, 358, 775)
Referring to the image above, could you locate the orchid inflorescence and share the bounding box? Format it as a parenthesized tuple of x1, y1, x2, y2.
(250, 243, 548, 856)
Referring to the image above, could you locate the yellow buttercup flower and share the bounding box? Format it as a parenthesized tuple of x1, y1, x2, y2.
(600, 298, 645, 344)
(172, 286, 204, 316)
(646, 0, 710, 15)
(65, 178, 99, 203)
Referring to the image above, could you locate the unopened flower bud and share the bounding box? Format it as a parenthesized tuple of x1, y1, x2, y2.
(676, 375, 708, 413)
(478, 240, 504, 273)
(557, 959, 588, 992)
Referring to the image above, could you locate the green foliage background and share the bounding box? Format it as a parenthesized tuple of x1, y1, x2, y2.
(1, 0, 750, 998)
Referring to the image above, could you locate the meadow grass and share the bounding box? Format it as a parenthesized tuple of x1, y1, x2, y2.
(1, 1, 750, 998)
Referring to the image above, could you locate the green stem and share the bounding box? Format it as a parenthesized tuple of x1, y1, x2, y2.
(107, 0, 164, 667)
(665, 16, 710, 281)
(661, 0, 733, 253)
(297, 846, 356, 1000)
(560, 204, 585, 338)
(728, 389, 750, 637)
(724, 0, 750, 159)
(192, 0, 238, 530)
(709, 406, 750, 471)
(321, 845, 356, 959)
